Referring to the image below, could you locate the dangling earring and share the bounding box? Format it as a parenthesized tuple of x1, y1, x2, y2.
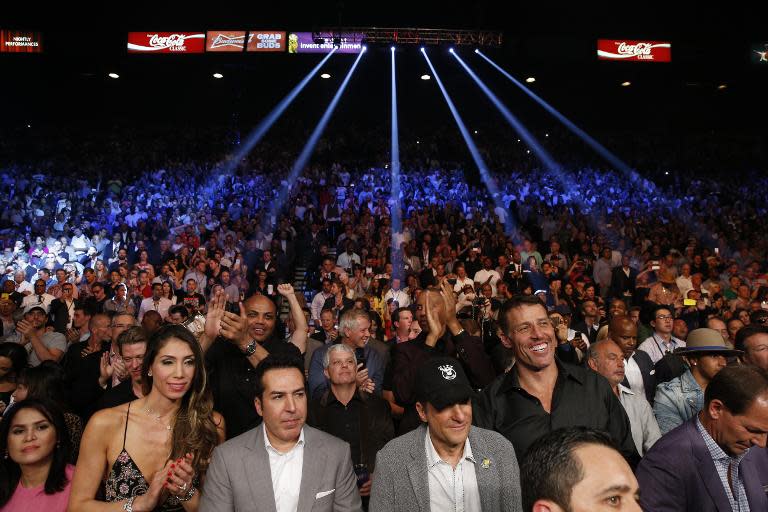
(148, 370, 153, 377)
(3, 450, 7, 459)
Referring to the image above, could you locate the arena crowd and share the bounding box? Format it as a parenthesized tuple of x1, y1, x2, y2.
(0, 125, 766, 511)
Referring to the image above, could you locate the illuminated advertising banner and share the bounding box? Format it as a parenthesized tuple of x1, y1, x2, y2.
(597, 39, 671, 62)
(206, 31, 250, 52)
(287, 32, 363, 54)
(752, 43, 768, 64)
(127, 32, 206, 53)
(0, 30, 42, 53)
(246, 31, 286, 52)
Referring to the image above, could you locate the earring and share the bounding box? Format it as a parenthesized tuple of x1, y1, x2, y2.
(3, 450, 7, 459)
(147, 370, 152, 377)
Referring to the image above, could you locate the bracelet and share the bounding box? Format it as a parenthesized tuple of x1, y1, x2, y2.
(123, 496, 135, 512)
(454, 328, 465, 336)
(176, 484, 197, 502)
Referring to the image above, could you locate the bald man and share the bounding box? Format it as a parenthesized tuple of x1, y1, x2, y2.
(608, 316, 656, 404)
(588, 340, 661, 456)
(202, 284, 308, 438)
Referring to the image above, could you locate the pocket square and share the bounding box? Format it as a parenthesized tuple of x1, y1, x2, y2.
(315, 489, 335, 499)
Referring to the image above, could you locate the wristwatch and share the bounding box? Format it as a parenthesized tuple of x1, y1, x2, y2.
(243, 339, 257, 356)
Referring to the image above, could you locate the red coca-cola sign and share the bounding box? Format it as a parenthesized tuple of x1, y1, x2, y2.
(597, 39, 671, 62)
(127, 32, 206, 54)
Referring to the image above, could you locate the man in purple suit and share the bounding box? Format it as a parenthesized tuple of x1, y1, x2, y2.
(637, 365, 768, 511)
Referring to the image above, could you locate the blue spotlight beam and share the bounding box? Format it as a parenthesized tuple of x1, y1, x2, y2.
(389, 47, 403, 280)
(216, 50, 337, 177)
(475, 49, 719, 248)
(420, 48, 515, 236)
(269, 48, 367, 224)
(450, 49, 597, 225)
(475, 49, 632, 177)
(450, 50, 560, 174)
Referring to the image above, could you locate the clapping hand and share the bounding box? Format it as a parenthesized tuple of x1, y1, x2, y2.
(220, 302, 250, 345)
(165, 453, 195, 498)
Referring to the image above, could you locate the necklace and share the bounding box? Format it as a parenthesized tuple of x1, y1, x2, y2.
(144, 405, 172, 431)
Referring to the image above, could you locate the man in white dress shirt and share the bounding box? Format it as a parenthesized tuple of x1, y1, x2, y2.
(137, 283, 173, 322)
(201, 353, 361, 512)
(383, 278, 410, 308)
(370, 357, 522, 512)
(637, 305, 686, 364)
(588, 340, 661, 456)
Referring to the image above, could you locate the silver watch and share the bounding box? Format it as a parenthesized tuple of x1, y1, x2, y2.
(243, 339, 257, 356)
(123, 496, 135, 512)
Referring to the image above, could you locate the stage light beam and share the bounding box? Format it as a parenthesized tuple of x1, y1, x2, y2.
(269, 49, 366, 224)
(475, 49, 720, 249)
(450, 50, 560, 173)
(420, 50, 516, 236)
(389, 44, 403, 280)
(215, 49, 337, 179)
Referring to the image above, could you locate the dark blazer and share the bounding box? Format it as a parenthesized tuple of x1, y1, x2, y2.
(621, 350, 656, 403)
(571, 321, 600, 345)
(307, 389, 394, 473)
(609, 265, 639, 299)
(636, 417, 768, 511)
(49, 298, 79, 335)
(102, 241, 124, 262)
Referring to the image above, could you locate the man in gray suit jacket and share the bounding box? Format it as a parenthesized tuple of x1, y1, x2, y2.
(201, 353, 362, 512)
(370, 357, 522, 512)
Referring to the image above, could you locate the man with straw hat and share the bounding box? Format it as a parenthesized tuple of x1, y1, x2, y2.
(653, 328, 742, 434)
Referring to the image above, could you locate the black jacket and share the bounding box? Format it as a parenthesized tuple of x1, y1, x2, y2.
(621, 350, 657, 404)
(307, 389, 394, 473)
(609, 266, 639, 299)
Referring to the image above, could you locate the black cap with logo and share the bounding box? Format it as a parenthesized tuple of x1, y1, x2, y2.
(415, 357, 474, 411)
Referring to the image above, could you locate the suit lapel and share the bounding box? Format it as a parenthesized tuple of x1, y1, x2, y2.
(408, 426, 430, 512)
(469, 428, 499, 512)
(740, 455, 768, 510)
(297, 427, 325, 512)
(689, 422, 732, 510)
(244, 427, 278, 512)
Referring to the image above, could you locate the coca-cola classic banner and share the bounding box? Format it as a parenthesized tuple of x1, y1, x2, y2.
(597, 39, 671, 62)
(127, 32, 206, 53)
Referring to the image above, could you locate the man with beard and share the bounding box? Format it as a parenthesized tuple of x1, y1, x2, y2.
(10, 306, 66, 366)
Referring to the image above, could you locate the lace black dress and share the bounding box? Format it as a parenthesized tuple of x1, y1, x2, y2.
(104, 402, 184, 511)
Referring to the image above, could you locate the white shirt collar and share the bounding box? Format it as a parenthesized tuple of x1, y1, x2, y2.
(618, 383, 634, 396)
(425, 428, 475, 468)
(263, 423, 305, 455)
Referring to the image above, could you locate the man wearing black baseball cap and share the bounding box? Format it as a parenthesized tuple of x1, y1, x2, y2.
(370, 357, 522, 512)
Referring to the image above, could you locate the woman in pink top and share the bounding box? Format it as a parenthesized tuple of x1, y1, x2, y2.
(0, 399, 74, 511)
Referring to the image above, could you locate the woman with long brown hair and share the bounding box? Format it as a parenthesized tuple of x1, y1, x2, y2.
(68, 325, 224, 511)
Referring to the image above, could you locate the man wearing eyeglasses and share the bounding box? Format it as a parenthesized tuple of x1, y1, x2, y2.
(49, 283, 79, 334)
(473, 295, 638, 463)
(637, 305, 687, 364)
(735, 324, 768, 371)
